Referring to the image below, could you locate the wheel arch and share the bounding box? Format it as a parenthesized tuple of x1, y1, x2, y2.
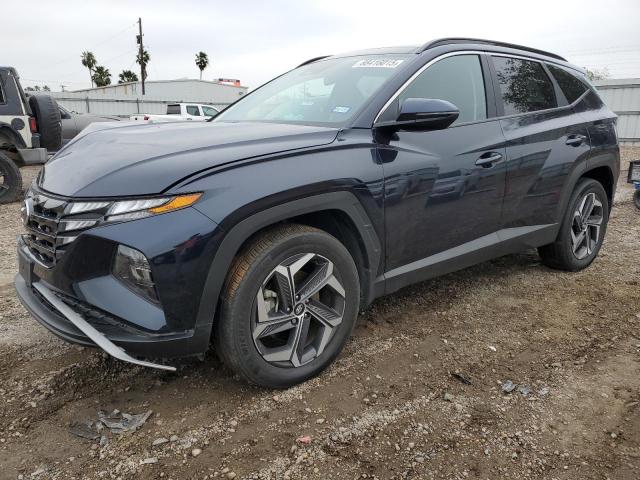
(581, 165, 614, 211)
(194, 191, 383, 342)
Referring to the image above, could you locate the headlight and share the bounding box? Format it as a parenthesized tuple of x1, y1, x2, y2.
(104, 193, 202, 222)
(112, 245, 158, 303)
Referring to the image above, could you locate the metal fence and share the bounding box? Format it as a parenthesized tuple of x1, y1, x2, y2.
(50, 91, 231, 117)
(594, 78, 640, 146)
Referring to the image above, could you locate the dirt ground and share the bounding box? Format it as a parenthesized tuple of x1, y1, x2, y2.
(0, 149, 639, 480)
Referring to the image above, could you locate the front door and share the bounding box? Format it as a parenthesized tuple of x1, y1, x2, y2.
(379, 54, 507, 290)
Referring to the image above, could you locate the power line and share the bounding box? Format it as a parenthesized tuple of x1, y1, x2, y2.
(46, 21, 137, 68)
(562, 45, 640, 56)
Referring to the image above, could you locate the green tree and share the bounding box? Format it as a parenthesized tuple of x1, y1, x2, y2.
(136, 49, 150, 82)
(195, 51, 209, 80)
(92, 66, 112, 87)
(42, 85, 51, 92)
(118, 70, 139, 84)
(81, 51, 97, 87)
(583, 67, 610, 81)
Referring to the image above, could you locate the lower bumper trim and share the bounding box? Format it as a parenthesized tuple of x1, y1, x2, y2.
(32, 282, 176, 372)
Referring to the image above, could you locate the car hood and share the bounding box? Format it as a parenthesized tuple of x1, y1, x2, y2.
(39, 121, 339, 197)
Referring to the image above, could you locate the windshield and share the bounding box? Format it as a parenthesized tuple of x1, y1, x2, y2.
(215, 55, 411, 127)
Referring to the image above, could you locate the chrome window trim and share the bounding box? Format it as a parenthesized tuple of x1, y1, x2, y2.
(374, 50, 592, 126)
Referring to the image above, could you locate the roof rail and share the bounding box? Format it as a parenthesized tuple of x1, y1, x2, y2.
(297, 55, 331, 68)
(418, 38, 567, 62)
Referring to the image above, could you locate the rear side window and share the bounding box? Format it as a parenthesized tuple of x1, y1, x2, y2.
(492, 56, 557, 115)
(381, 54, 487, 125)
(0, 84, 4, 104)
(167, 104, 180, 114)
(186, 105, 200, 116)
(547, 65, 589, 104)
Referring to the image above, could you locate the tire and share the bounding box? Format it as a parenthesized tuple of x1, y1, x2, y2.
(28, 95, 61, 151)
(634, 190, 640, 210)
(0, 152, 22, 204)
(538, 178, 609, 271)
(215, 224, 360, 388)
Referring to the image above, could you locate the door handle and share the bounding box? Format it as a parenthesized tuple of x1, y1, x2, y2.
(565, 134, 587, 146)
(475, 152, 503, 168)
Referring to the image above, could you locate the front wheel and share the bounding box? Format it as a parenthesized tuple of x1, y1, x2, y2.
(538, 178, 609, 271)
(215, 224, 360, 388)
(634, 190, 640, 210)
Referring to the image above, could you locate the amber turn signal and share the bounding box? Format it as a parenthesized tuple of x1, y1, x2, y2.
(148, 193, 203, 214)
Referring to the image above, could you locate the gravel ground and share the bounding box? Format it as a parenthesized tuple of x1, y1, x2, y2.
(0, 148, 639, 480)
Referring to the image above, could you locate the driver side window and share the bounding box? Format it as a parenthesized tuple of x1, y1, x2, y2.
(380, 55, 487, 125)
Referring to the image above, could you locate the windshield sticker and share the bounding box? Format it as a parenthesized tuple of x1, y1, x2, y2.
(352, 59, 404, 69)
(332, 106, 351, 114)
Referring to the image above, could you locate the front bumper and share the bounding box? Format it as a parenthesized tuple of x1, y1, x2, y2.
(16, 275, 175, 371)
(14, 204, 221, 367)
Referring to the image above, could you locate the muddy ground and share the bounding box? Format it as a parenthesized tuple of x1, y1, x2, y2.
(0, 149, 639, 480)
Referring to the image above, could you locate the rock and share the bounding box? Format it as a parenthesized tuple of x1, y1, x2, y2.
(408, 442, 415, 449)
(227, 473, 236, 479)
(152, 438, 169, 446)
(170, 434, 179, 442)
(221, 467, 230, 474)
(297, 435, 312, 445)
(192, 448, 202, 457)
(316, 418, 325, 424)
(443, 392, 454, 402)
(415, 456, 425, 463)
(140, 457, 158, 465)
(502, 380, 516, 393)
(517, 385, 532, 396)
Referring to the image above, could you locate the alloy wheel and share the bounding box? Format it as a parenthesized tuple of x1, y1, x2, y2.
(252, 253, 346, 368)
(571, 192, 603, 260)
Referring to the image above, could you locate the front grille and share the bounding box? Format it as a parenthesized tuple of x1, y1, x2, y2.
(23, 192, 108, 267)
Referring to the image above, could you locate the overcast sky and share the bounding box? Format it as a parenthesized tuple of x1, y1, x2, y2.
(5, 0, 639, 92)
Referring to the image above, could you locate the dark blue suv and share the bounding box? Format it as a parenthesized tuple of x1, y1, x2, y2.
(15, 38, 619, 387)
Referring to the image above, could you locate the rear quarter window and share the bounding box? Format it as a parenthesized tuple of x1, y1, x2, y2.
(547, 64, 589, 104)
(0, 84, 5, 104)
(167, 104, 181, 114)
(492, 56, 557, 115)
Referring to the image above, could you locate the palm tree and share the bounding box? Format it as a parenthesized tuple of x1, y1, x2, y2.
(136, 49, 150, 82)
(195, 51, 209, 80)
(118, 70, 139, 84)
(81, 51, 97, 87)
(92, 66, 111, 87)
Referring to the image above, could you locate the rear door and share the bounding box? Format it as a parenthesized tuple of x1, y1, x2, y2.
(490, 55, 591, 231)
(0, 69, 30, 147)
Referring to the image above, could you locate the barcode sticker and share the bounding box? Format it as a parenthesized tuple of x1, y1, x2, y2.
(352, 59, 404, 69)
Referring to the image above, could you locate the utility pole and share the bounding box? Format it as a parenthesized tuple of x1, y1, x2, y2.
(137, 17, 145, 95)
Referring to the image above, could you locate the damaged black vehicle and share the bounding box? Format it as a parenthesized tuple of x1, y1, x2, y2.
(15, 38, 619, 387)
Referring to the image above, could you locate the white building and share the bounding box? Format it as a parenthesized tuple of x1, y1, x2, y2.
(594, 78, 640, 146)
(51, 78, 248, 116)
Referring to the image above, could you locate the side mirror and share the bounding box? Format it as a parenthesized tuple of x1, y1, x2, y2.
(375, 98, 459, 131)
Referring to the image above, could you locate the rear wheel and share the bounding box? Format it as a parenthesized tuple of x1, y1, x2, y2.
(215, 224, 360, 388)
(0, 152, 22, 204)
(538, 178, 609, 271)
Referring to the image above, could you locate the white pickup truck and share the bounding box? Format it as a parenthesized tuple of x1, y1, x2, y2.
(130, 103, 219, 123)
